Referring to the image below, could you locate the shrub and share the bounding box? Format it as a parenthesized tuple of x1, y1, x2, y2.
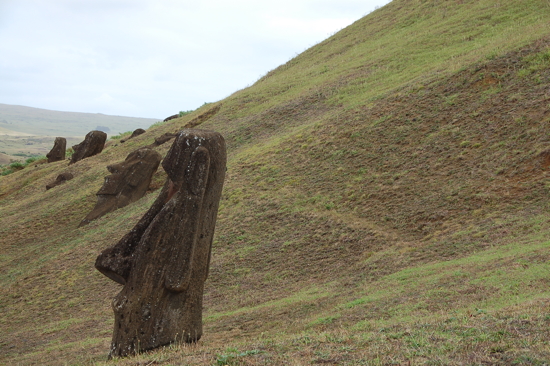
(9, 161, 24, 169)
(0, 155, 46, 177)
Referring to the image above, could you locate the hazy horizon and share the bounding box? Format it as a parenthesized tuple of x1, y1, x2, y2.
(0, 0, 392, 119)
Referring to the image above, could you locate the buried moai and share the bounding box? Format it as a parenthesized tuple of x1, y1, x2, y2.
(79, 148, 162, 227)
(46, 137, 66, 163)
(69, 130, 107, 165)
(46, 172, 73, 190)
(120, 128, 146, 143)
(95, 129, 226, 358)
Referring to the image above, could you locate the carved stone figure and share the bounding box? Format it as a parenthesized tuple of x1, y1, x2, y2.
(79, 148, 162, 227)
(69, 130, 107, 165)
(120, 128, 146, 143)
(46, 137, 66, 163)
(95, 129, 226, 358)
(46, 172, 73, 190)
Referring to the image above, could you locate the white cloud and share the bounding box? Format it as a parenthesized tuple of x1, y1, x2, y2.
(0, 0, 392, 119)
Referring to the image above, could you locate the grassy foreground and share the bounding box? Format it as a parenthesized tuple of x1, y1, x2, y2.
(1, 0, 550, 364)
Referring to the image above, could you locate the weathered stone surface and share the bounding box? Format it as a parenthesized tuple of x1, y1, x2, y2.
(69, 130, 107, 165)
(46, 172, 74, 190)
(79, 148, 162, 227)
(46, 137, 66, 163)
(121, 128, 146, 143)
(95, 129, 226, 358)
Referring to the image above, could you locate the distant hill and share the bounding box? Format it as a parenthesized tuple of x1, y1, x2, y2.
(0, 103, 161, 162)
(0, 103, 160, 137)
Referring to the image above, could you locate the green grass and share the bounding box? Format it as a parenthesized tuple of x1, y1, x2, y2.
(109, 131, 132, 140)
(0, 154, 46, 176)
(2, 0, 550, 365)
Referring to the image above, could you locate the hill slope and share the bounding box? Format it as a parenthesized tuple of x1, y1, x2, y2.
(0, 103, 159, 137)
(1, 0, 550, 365)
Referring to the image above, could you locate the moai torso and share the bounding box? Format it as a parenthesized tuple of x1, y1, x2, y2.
(95, 129, 226, 358)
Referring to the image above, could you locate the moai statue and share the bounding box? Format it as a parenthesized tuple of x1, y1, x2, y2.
(46, 172, 73, 190)
(46, 137, 66, 163)
(79, 148, 162, 227)
(95, 129, 226, 358)
(69, 130, 107, 165)
(120, 128, 146, 143)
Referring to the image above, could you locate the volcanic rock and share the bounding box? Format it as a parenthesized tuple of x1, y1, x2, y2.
(79, 148, 161, 227)
(95, 129, 226, 358)
(69, 130, 107, 165)
(46, 137, 66, 163)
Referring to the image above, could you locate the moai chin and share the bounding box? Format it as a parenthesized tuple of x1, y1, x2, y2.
(95, 129, 226, 359)
(46, 137, 66, 163)
(79, 148, 161, 227)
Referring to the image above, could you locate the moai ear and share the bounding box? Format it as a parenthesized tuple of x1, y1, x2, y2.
(164, 146, 211, 293)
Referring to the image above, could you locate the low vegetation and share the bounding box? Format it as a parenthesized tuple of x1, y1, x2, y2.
(1, 0, 550, 365)
(0, 155, 46, 176)
(109, 131, 133, 140)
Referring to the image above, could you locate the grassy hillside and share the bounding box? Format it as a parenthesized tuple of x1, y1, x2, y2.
(1, 0, 550, 365)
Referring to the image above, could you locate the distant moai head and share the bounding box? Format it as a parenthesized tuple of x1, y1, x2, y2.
(95, 129, 226, 359)
(120, 128, 146, 143)
(46, 137, 66, 163)
(46, 172, 73, 190)
(69, 130, 107, 165)
(79, 148, 162, 227)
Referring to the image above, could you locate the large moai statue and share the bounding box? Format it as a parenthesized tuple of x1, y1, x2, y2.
(69, 130, 107, 165)
(95, 129, 226, 359)
(46, 137, 66, 163)
(79, 148, 162, 227)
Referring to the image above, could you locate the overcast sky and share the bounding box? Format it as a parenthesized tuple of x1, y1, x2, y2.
(0, 0, 392, 119)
